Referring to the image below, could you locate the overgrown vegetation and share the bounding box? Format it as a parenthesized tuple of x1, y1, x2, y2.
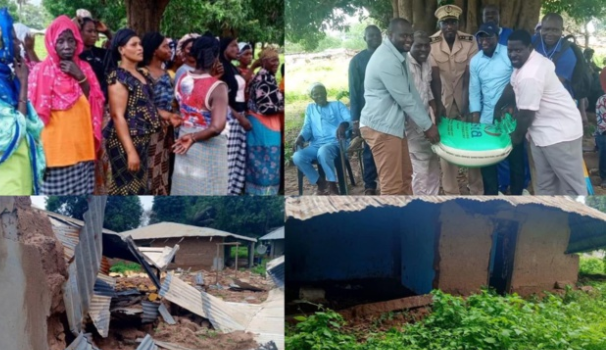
(110, 261, 142, 274)
(579, 255, 606, 276)
(287, 286, 606, 350)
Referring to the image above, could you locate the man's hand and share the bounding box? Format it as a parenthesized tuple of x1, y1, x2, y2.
(424, 124, 440, 144)
(292, 136, 304, 153)
(336, 122, 348, 140)
(470, 112, 480, 124)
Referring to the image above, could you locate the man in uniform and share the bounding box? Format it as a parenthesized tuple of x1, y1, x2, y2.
(349, 25, 382, 195)
(430, 4, 483, 195)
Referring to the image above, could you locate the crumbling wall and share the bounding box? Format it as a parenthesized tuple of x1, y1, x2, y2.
(437, 201, 494, 295)
(0, 197, 68, 350)
(509, 207, 579, 296)
(148, 237, 225, 269)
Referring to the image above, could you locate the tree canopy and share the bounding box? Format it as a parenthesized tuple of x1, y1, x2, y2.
(46, 196, 143, 232)
(150, 196, 284, 238)
(42, 0, 283, 43)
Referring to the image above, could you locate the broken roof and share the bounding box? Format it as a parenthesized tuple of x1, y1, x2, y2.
(121, 222, 257, 242)
(259, 227, 284, 241)
(286, 196, 606, 253)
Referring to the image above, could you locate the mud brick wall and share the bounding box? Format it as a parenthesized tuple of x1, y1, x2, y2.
(510, 207, 579, 296)
(436, 201, 494, 295)
(142, 237, 225, 269)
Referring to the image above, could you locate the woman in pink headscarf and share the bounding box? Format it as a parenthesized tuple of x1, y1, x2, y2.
(28, 15, 105, 195)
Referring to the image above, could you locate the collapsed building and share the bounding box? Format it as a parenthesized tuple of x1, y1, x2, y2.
(285, 196, 605, 318)
(0, 197, 284, 350)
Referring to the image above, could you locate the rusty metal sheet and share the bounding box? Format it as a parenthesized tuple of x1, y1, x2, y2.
(89, 294, 112, 338)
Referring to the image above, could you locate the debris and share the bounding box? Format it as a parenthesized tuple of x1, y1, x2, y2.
(139, 245, 180, 271)
(230, 278, 265, 292)
(158, 304, 177, 325)
(266, 256, 284, 290)
(142, 301, 160, 324)
(65, 333, 99, 350)
(136, 334, 158, 350)
(338, 294, 434, 321)
(195, 272, 205, 286)
(580, 286, 594, 292)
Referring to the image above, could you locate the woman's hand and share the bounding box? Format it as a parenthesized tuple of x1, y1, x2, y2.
(170, 113, 183, 128)
(60, 60, 85, 81)
(173, 134, 195, 155)
(127, 150, 140, 172)
(14, 58, 29, 82)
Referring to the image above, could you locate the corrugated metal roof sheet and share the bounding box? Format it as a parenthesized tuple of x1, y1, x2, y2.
(159, 273, 251, 333)
(259, 227, 284, 241)
(136, 334, 158, 350)
(63, 196, 107, 336)
(243, 289, 285, 350)
(158, 303, 176, 325)
(266, 256, 284, 290)
(94, 273, 116, 297)
(141, 301, 159, 323)
(121, 222, 257, 242)
(139, 245, 180, 270)
(89, 294, 112, 338)
(65, 333, 100, 350)
(51, 223, 80, 263)
(285, 196, 605, 221)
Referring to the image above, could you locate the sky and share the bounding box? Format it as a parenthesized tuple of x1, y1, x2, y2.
(31, 196, 154, 211)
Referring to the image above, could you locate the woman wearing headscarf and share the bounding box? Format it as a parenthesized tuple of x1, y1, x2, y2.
(0, 8, 45, 194)
(171, 35, 229, 195)
(174, 33, 200, 84)
(28, 15, 104, 195)
(245, 46, 283, 195)
(13, 23, 40, 70)
(219, 37, 251, 195)
(237, 42, 253, 80)
(104, 28, 161, 195)
(141, 31, 181, 195)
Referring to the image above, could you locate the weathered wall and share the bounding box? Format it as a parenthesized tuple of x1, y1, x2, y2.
(400, 203, 440, 295)
(510, 207, 579, 296)
(0, 197, 68, 350)
(143, 237, 225, 269)
(437, 201, 494, 295)
(286, 207, 404, 283)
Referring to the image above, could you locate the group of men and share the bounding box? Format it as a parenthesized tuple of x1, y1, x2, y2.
(292, 4, 603, 196)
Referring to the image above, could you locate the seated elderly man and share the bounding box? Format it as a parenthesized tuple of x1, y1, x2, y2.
(292, 83, 351, 195)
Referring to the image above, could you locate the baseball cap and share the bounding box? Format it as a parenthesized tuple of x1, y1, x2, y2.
(476, 22, 499, 37)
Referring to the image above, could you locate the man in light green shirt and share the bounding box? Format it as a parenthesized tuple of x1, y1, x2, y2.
(360, 18, 439, 195)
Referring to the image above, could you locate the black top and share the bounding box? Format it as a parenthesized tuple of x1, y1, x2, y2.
(79, 46, 110, 98)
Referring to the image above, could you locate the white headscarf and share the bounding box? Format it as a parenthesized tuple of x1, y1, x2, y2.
(76, 9, 93, 19)
(308, 82, 325, 97)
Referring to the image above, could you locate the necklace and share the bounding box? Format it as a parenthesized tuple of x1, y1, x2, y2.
(540, 36, 562, 61)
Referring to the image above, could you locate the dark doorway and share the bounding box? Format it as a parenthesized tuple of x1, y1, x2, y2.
(488, 220, 519, 294)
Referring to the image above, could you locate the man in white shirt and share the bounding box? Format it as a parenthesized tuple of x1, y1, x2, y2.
(406, 31, 442, 195)
(495, 30, 586, 195)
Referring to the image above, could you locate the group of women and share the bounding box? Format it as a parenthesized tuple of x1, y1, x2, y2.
(0, 9, 284, 196)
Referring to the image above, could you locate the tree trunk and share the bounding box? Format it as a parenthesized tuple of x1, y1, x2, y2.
(392, 0, 541, 35)
(126, 0, 171, 36)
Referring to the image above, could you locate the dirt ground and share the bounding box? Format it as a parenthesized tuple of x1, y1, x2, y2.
(284, 132, 605, 196)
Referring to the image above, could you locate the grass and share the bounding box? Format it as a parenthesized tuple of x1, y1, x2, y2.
(110, 261, 142, 274)
(287, 285, 607, 350)
(230, 246, 249, 259)
(579, 255, 606, 276)
(251, 257, 269, 276)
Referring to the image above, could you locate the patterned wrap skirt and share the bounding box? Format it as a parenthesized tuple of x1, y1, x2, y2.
(171, 125, 228, 195)
(148, 125, 172, 195)
(41, 161, 95, 195)
(245, 113, 281, 195)
(227, 116, 247, 195)
(106, 133, 151, 195)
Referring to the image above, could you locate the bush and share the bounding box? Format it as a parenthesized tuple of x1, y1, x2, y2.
(579, 255, 606, 276)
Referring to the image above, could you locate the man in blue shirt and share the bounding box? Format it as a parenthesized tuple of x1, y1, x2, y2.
(469, 23, 524, 195)
(481, 4, 513, 46)
(348, 25, 381, 195)
(292, 83, 351, 195)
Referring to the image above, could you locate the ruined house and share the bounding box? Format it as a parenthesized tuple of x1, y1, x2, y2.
(286, 196, 606, 298)
(259, 227, 285, 258)
(121, 222, 257, 270)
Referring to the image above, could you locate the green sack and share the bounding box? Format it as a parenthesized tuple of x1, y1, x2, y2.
(432, 114, 517, 168)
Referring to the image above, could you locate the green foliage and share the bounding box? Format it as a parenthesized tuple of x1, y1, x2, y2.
(251, 258, 268, 276)
(42, 0, 127, 31)
(150, 197, 284, 238)
(46, 196, 143, 232)
(542, 0, 606, 24)
(110, 261, 142, 274)
(585, 196, 606, 212)
(579, 255, 606, 276)
(230, 246, 249, 259)
(287, 287, 607, 350)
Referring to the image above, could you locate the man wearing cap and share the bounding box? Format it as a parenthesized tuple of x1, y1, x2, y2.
(469, 23, 524, 195)
(430, 4, 483, 195)
(292, 83, 351, 195)
(360, 18, 439, 195)
(348, 25, 382, 195)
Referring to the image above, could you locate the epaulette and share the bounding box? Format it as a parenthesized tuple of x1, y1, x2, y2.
(458, 34, 474, 42)
(430, 36, 442, 44)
